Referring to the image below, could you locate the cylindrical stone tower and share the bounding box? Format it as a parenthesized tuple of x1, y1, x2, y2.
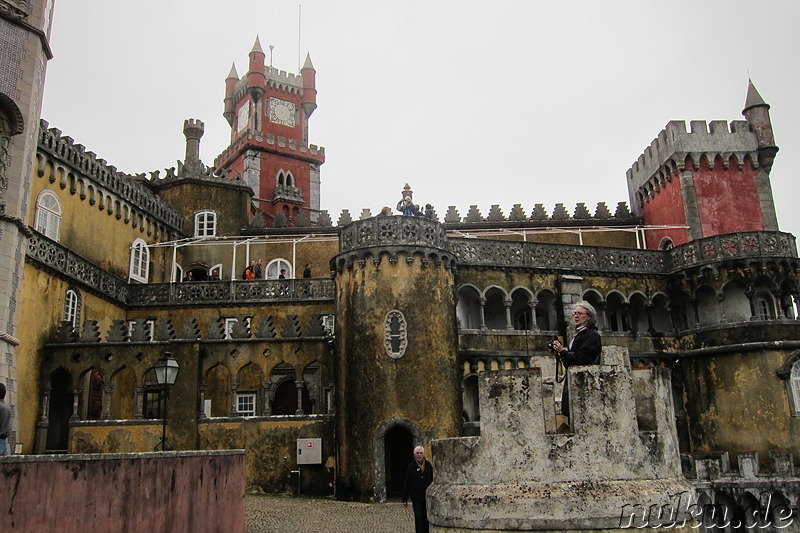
(332, 215, 461, 502)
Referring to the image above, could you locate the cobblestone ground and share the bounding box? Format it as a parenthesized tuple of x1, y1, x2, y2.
(246, 494, 415, 533)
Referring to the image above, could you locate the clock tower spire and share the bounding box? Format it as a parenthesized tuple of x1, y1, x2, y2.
(214, 39, 325, 227)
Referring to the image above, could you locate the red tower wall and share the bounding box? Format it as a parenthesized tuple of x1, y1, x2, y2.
(693, 155, 763, 236)
(642, 173, 688, 248)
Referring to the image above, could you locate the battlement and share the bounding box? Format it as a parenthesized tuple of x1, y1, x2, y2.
(213, 128, 325, 168)
(626, 119, 759, 209)
(265, 66, 304, 89)
(315, 201, 636, 228)
(37, 120, 184, 232)
(182, 118, 204, 137)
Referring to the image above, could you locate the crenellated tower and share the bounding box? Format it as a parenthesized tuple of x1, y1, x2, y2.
(214, 37, 325, 227)
(332, 216, 462, 502)
(626, 81, 780, 249)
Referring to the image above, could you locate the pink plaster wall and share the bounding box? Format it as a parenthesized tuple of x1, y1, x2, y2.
(0, 450, 245, 533)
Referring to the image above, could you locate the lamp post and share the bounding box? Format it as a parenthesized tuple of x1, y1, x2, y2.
(153, 352, 179, 451)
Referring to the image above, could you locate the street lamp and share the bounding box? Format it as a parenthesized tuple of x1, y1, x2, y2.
(153, 352, 179, 451)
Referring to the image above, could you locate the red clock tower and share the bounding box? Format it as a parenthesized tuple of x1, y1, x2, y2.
(215, 37, 325, 227)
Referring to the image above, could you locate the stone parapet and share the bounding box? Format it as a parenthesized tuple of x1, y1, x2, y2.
(447, 230, 797, 276)
(27, 232, 129, 305)
(429, 346, 696, 530)
(37, 120, 184, 232)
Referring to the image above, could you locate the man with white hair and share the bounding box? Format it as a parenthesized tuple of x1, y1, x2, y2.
(550, 301, 602, 423)
(402, 445, 433, 533)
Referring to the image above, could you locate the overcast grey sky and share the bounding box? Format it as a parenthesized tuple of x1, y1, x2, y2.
(41, 1, 800, 242)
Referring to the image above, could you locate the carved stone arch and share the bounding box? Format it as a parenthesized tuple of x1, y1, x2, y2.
(605, 290, 630, 332)
(743, 152, 758, 170)
(108, 366, 136, 419)
(534, 288, 558, 331)
(628, 291, 650, 335)
(483, 285, 509, 330)
(456, 284, 482, 330)
(301, 362, 322, 413)
(510, 286, 534, 331)
(0, 92, 23, 135)
(203, 362, 232, 418)
(373, 416, 425, 503)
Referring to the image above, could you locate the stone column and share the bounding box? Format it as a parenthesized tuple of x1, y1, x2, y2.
(478, 297, 487, 330)
(102, 385, 113, 420)
(70, 388, 82, 421)
(198, 385, 207, 419)
(504, 298, 513, 330)
(35, 389, 51, 454)
(134, 387, 144, 419)
(294, 380, 305, 415)
(230, 384, 239, 416)
(773, 290, 786, 319)
(262, 383, 272, 416)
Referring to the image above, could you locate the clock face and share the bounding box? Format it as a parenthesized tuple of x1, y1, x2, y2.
(237, 102, 250, 132)
(269, 97, 296, 127)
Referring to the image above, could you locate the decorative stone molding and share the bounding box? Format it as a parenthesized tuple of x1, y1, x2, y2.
(27, 233, 129, 306)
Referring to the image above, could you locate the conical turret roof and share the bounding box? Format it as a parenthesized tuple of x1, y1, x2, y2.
(227, 62, 239, 80)
(744, 79, 769, 112)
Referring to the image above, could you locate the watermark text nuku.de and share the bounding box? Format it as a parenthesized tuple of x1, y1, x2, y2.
(619, 490, 794, 529)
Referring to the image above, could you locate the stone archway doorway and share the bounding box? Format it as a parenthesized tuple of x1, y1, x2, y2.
(384, 425, 413, 500)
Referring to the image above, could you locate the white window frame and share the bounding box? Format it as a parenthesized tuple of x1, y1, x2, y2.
(35, 189, 62, 241)
(236, 392, 256, 417)
(790, 361, 800, 417)
(194, 210, 217, 237)
(64, 289, 80, 327)
(266, 258, 292, 279)
(224, 317, 251, 340)
(129, 238, 150, 283)
(128, 319, 155, 342)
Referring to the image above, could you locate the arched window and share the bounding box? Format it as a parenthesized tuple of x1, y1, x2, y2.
(129, 238, 149, 282)
(64, 288, 81, 328)
(194, 210, 217, 237)
(384, 310, 407, 359)
(266, 258, 292, 279)
(659, 237, 674, 250)
(790, 361, 800, 416)
(35, 189, 62, 240)
(754, 292, 775, 321)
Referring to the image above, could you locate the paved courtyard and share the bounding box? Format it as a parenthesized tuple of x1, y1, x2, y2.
(246, 494, 415, 533)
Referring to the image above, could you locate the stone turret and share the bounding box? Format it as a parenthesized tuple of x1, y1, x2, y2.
(742, 80, 779, 231)
(182, 118, 204, 175)
(742, 80, 778, 172)
(246, 36, 266, 103)
(223, 63, 239, 126)
(332, 216, 461, 502)
(300, 53, 317, 118)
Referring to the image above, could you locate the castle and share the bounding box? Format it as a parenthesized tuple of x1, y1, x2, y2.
(2, 2, 799, 529)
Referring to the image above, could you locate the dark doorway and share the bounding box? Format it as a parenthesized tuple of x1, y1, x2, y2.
(46, 369, 73, 452)
(384, 425, 413, 499)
